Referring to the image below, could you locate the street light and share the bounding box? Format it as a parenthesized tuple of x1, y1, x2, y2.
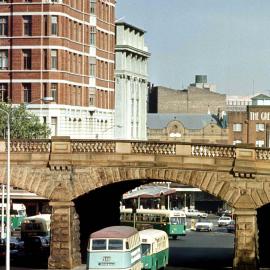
(25, 96, 54, 123)
(96, 124, 123, 139)
(0, 107, 10, 270)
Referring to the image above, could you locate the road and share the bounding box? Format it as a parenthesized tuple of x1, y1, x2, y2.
(168, 229, 234, 269)
(1, 225, 235, 270)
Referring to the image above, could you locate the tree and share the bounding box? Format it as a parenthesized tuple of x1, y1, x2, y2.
(0, 103, 51, 139)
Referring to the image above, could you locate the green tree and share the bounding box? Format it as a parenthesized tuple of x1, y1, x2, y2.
(0, 103, 51, 139)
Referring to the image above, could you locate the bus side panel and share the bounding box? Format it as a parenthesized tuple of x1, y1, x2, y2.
(156, 249, 169, 270)
(141, 254, 155, 270)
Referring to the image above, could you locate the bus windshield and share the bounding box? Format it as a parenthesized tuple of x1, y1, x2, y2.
(170, 217, 184, 224)
(92, 239, 106, 250)
(141, 244, 151, 256)
(108, 239, 123, 250)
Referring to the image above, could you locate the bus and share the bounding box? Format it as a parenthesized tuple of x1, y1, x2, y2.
(21, 214, 51, 241)
(0, 203, 26, 231)
(120, 207, 186, 239)
(139, 229, 169, 270)
(86, 226, 142, 270)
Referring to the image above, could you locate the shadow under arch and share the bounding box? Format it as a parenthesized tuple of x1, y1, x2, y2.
(73, 174, 235, 266)
(257, 203, 270, 267)
(74, 179, 153, 262)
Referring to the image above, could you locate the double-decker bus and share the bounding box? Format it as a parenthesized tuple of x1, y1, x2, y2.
(139, 229, 169, 270)
(86, 226, 142, 270)
(120, 207, 186, 239)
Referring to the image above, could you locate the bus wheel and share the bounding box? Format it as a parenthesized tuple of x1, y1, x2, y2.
(172, 235, 177, 240)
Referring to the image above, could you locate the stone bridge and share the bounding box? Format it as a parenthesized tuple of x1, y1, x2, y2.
(1, 137, 270, 269)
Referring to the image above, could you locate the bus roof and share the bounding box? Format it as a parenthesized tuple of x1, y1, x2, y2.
(90, 226, 138, 239)
(23, 214, 51, 222)
(139, 229, 168, 242)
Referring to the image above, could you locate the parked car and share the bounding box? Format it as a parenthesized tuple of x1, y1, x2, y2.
(24, 236, 50, 255)
(185, 209, 208, 218)
(218, 216, 232, 226)
(217, 209, 233, 217)
(195, 220, 214, 232)
(227, 220, 236, 233)
(0, 237, 24, 261)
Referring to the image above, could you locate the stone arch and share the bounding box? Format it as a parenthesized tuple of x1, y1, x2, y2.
(0, 165, 73, 200)
(71, 167, 245, 208)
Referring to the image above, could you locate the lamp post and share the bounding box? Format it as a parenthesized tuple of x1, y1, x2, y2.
(0, 107, 10, 270)
(25, 96, 54, 123)
(96, 124, 122, 139)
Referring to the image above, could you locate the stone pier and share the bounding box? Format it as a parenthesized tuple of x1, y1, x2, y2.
(48, 201, 81, 269)
(233, 209, 258, 270)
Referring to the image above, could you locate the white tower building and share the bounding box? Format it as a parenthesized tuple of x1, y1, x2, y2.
(115, 22, 150, 140)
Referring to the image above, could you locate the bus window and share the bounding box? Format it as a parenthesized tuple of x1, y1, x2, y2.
(141, 243, 151, 256)
(108, 239, 123, 250)
(170, 217, 180, 224)
(92, 239, 106, 250)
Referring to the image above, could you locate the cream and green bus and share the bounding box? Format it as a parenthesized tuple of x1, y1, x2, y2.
(139, 229, 169, 270)
(120, 207, 186, 239)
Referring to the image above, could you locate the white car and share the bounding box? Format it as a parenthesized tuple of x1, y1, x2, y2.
(218, 216, 232, 226)
(185, 209, 208, 218)
(195, 220, 214, 232)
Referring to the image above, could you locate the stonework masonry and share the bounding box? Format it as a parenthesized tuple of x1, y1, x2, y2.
(1, 138, 270, 269)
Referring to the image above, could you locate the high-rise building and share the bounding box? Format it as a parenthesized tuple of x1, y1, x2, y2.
(0, 0, 116, 139)
(115, 21, 150, 140)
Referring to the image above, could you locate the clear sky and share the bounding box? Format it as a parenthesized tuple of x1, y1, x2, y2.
(116, 0, 270, 96)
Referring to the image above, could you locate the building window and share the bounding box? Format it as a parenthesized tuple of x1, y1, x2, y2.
(90, 27, 96, 46)
(51, 16, 58, 35)
(0, 50, 8, 69)
(23, 83, 31, 103)
(23, 49, 31, 69)
(0, 17, 8, 36)
(90, 63, 95, 76)
(0, 84, 8, 102)
(23, 16, 32, 36)
(90, 0, 96, 14)
(51, 83, 57, 102)
(256, 140, 265, 147)
(256, 123, 265, 132)
(233, 123, 242, 132)
(51, 117, 57, 136)
(89, 93, 95, 106)
(51, 49, 57, 69)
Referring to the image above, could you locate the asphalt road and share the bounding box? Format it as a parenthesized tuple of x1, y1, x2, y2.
(168, 229, 234, 269)
(1, 228, 234, 270)
(1, 215, 235, 270)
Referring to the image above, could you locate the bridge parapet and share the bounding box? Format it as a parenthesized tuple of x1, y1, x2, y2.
(0, 138, 267, 162)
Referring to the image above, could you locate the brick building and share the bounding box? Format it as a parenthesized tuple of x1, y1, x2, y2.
(148, 76, 226, 115)
(228, 94, 270, 147)
(0, 0, 116, 138)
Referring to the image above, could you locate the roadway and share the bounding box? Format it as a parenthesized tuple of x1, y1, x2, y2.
(3, 226, 235, 270)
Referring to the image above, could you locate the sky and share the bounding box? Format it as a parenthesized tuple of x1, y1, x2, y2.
(116, 0, 270, 96)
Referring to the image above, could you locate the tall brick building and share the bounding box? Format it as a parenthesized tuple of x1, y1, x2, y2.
(228, 94, 270, 147)
(0, 0, 115, 138)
